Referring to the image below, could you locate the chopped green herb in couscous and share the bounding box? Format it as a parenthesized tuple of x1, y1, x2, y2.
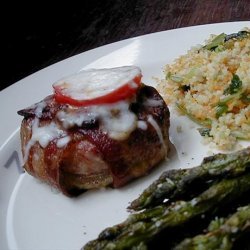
(158, 29, 250, 150)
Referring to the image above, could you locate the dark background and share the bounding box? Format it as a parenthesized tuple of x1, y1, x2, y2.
(2, 0, 250, 91)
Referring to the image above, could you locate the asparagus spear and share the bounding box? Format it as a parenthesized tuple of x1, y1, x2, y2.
(83, 172, 250, 250)
(174, 205, 250, 250)
(128, 168, 187, 210)
(129, 147, 250, 211)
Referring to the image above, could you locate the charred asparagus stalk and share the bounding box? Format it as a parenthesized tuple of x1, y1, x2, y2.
(174, 205, 250, 250)
(129, 147, 250, 211)
(84, 172, 250, 250)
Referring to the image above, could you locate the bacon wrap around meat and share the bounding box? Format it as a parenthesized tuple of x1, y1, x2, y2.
(18, 85, 170, 196)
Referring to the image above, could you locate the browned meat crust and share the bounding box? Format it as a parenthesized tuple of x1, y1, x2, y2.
(18, 85, 170, 196)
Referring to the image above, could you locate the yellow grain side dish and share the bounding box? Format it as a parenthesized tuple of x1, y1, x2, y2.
(158, 29, 250, 150)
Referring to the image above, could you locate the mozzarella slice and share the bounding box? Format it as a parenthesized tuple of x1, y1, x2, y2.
(53, 66, 141, 100)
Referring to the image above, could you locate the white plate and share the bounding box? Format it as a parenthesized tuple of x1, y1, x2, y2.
(1, 21, 250, 250)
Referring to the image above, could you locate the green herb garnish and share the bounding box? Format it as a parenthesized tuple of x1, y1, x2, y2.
(197, 127, 211, 137)
(225, 30, 250, 41)
(203, 33, 226, 51)
(179, 85, 190, 92)
(215, 103, 228, 118)
(166, 72, 184, 83)
(224, 74, 242, 95)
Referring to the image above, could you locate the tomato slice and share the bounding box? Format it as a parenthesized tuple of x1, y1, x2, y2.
(53, 66, 142, 106)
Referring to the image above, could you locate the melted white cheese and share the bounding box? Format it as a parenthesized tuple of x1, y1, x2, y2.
(137, 120, 148, 130)
(32, 122, 67, 148)
(57, 101, 137, 140)
(53, 66, 141, 100)
(143, 98, 163, 107)
(56, 136, 71, 148)
(24, 102, 70, 163)
(147, 115, 167, 154)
